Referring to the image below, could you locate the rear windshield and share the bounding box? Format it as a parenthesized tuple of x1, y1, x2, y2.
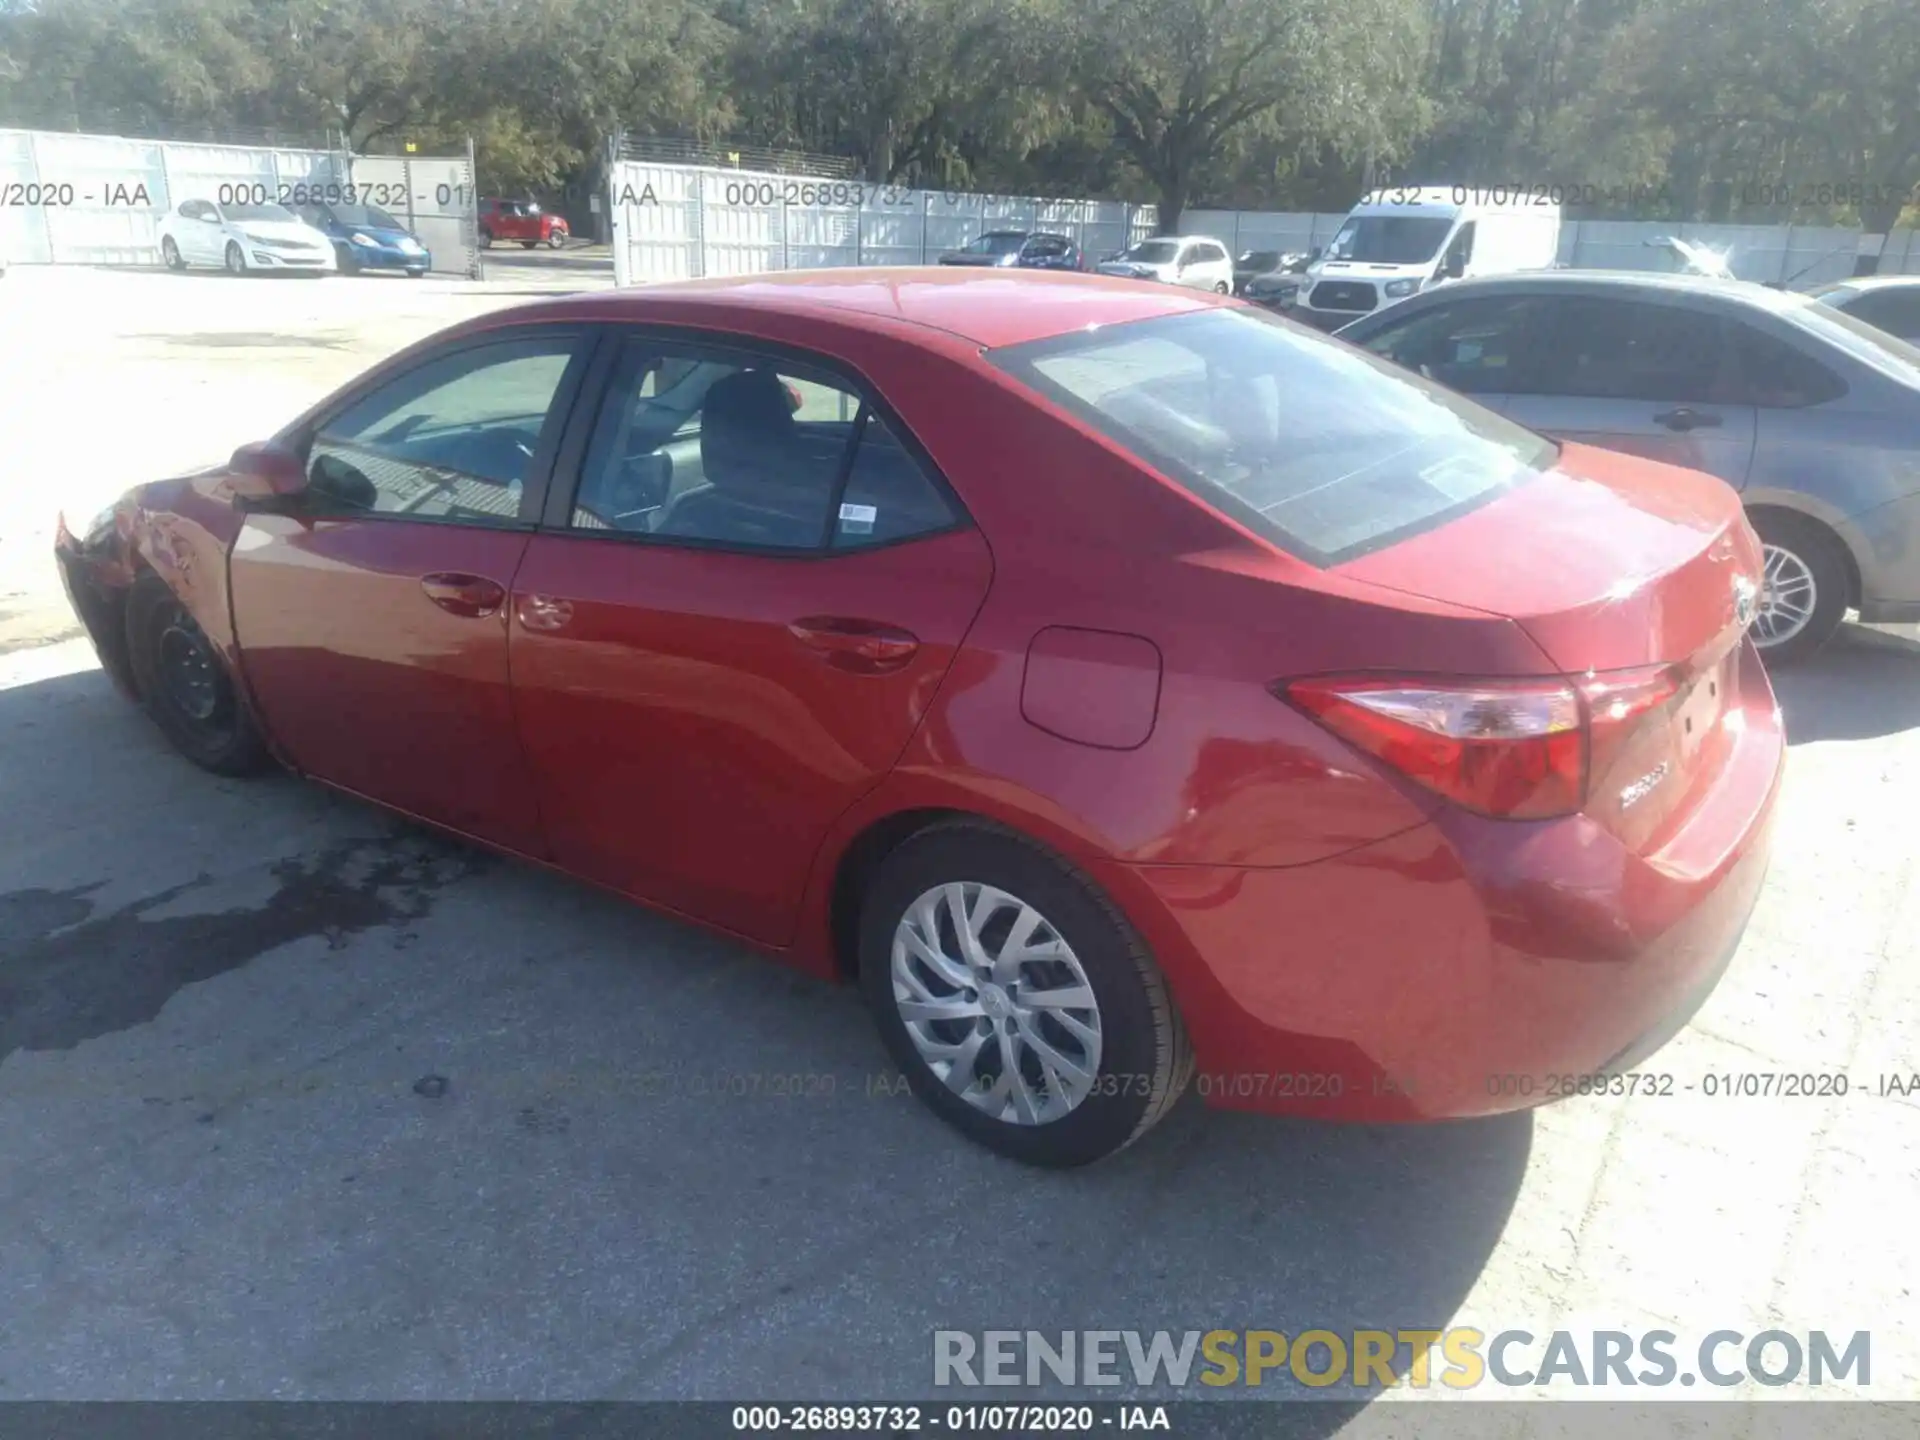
(991, 308, 1559, 565)
(964, 232, 1026, 256)
(1781, 293, 1920, 385)
(1124, 240, 1182, 264)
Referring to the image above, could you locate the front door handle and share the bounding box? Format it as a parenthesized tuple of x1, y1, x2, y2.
(421, 572, 506, 618)
(1653, 407, 1722, 432)
(788, 616, 920, 675)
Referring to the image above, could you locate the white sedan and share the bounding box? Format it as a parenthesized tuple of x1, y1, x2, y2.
(157, 199, 338, 275)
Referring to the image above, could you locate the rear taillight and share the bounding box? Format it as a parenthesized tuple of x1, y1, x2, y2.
(1284, 666, 1683, 820)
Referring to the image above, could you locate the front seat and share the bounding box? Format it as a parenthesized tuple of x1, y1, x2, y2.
(654, 370, 829, 547)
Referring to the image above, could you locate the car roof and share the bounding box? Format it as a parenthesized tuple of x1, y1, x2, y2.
(509, 267, 1224, 349)
(1402, 269, 1812, 312)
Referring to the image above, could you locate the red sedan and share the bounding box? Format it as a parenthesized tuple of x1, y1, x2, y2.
(55, 270, 1783, 1166)
(478, 197, 570, 249)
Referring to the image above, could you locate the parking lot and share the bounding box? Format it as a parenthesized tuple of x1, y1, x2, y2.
(1, 262, 1918, 1416)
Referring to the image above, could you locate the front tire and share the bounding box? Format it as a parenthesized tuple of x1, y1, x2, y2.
(547, 230, 567, 249)
(1748, 511, 1849, 663)
(223, 241, 247, 276)
(125, 575, 271, 776)
(520, 240, 538, 249)
(859, 823, 1192, 1166)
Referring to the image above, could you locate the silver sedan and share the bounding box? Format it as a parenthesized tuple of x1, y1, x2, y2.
(1336, 271, 1920, 660)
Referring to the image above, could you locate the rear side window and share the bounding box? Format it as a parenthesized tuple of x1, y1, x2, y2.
(992, 308, 1558, 565)
(1727, 325, 1847, 407)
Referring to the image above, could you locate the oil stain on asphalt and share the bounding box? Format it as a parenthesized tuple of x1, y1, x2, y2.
(0, 831, 487, 1063)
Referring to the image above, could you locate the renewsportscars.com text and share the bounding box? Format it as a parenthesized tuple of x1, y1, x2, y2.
(932, 1328, 1870, 1390)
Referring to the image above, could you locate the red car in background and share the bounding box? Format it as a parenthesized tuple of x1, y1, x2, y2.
(479, 197, 570, 249)
(55, 270, 1782, 1167)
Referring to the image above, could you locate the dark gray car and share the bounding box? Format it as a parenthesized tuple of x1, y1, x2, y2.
(1336, 272, 1920, 660)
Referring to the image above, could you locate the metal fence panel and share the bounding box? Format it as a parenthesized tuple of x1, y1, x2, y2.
(0, 130, 53, 264)
(609, 159, 1162, 281)
(0, 126, 476, 277)
(611, 163, 704, 284)
(1884, 231, 1920, 275)
(347, 153, 479, 279)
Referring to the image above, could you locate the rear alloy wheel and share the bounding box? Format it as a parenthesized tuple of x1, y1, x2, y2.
(1748, 512, 1849, 663)
(161, 236, 185, 271)
(859, 823, 1192, 1166)
(1213, 281, 1230, 294)
(126, 575, 270, 776)
(224, 240, 247, 276)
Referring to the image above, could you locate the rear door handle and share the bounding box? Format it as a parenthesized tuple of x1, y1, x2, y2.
(788, 616, 920, 675)
(421, 572, 506, 618)
(1654, 407, 1722, 432)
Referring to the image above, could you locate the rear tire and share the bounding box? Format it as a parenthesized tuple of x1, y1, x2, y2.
(125, 575, 271, 776)
(1748, 511, 1849, 664)
(161, 236, 185, 271)
(479, 227, 495, 250)
(858, 822, 1192, 1167)
(1212, 281, 1230, 294)
(337, 244, 360, 275)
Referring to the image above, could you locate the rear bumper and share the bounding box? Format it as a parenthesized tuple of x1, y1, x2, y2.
(1095, 645, 1785, 1121)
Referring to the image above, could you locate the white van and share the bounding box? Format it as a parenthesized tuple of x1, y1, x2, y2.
(1289, 186, 1561, 330)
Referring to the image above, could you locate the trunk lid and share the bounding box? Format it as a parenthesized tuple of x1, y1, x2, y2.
(1338, 441, 1760, 672)
(1337, 441, 1765, 850)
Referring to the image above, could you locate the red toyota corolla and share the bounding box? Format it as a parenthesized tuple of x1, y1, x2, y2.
(55, 270, 1783, 1166)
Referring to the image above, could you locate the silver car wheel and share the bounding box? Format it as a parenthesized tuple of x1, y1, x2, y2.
(891, 882, 1103, 1126)
(1754, 542, 1818, 647)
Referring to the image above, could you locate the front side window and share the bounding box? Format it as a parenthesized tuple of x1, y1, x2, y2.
(993, 308, 1557, 565)
(1324, 216, 1455, 265)
(305, 336, 579, 523)
(568, 341, 956, 552)
(1354, 296, 1544, 395)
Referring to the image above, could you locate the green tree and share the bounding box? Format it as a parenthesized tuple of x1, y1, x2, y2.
(1064, 0, 1430, 230)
